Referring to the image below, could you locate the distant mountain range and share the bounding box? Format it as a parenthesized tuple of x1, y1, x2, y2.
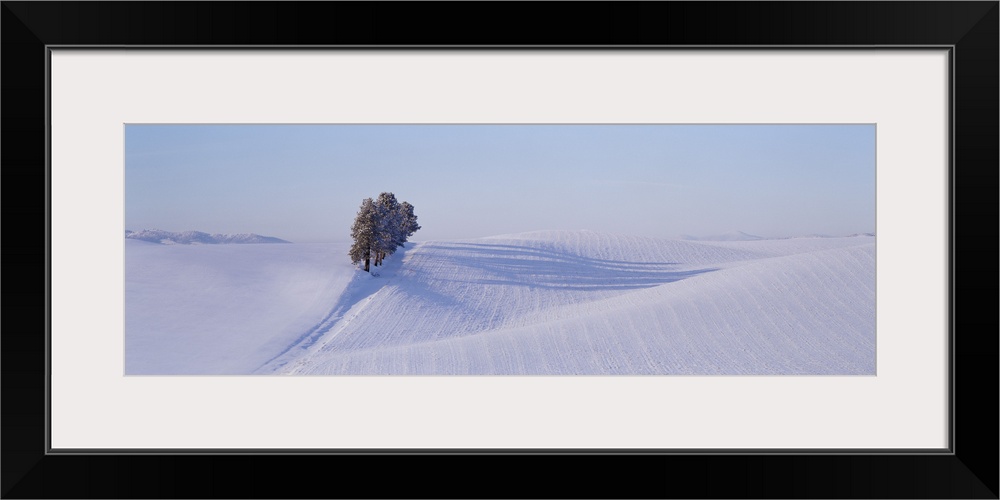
(125, 229, 291, 245)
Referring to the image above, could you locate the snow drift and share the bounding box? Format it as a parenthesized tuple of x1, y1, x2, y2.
(125, 230, 875, 375)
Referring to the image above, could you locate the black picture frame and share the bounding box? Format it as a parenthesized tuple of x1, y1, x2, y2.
(3, 2, 996, 498)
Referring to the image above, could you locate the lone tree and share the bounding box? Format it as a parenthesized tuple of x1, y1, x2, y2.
(399, 201, 420, 244)
(373, 192, 402, 267)
(349, 197, 377, 272)
(349, 192, 420, 272)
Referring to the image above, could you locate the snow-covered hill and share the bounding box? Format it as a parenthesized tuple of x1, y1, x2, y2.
(125, 229, 290, 245)
(125, 240, 349, 374)
(125, 230, 875, 375)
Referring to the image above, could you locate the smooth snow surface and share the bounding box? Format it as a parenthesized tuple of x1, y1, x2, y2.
(125, 240, 351, 374)
(125, 231, 875, 375)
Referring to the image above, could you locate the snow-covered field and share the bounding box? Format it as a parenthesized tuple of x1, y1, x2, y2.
(125, 240, 352, 374)
(125, 230, 875, 375)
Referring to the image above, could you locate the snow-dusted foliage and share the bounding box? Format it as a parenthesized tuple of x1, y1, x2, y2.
(373, 192, 403, 265)
(398, 201, 420, 244)
(349, 198, 377, 272)
(349, 193, 420, 271)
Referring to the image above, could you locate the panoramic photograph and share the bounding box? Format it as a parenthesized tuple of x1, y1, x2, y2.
(124, 124, 875, 375)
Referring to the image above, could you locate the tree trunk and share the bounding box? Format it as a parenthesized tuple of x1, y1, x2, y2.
(364, 257, 370, 272)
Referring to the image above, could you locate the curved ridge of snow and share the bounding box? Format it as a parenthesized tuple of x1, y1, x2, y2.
(125, 231, 875, 375)
(279, 233, 875, 375)
(469, 230, 773, 264)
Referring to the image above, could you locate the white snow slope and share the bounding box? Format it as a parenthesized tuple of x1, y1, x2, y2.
(125, 240, 353, 374)
(125, 230, 875, 375)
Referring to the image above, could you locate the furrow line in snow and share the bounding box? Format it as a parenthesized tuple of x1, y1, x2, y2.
(287, 241, 874, 375)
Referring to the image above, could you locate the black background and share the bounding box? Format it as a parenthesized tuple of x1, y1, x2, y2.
(2, 2, 997, 498)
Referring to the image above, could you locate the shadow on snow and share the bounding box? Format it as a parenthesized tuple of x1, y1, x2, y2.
(424, 242, 716, 292)
(256, 240, 717, 372)
(253, 244, 416, 373)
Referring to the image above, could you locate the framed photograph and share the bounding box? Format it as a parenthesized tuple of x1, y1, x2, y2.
(4, 2, 996, 498)
(120, 122, 878, 378)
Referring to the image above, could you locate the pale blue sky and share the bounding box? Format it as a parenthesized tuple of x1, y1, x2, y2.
(125, 124, 875, 242)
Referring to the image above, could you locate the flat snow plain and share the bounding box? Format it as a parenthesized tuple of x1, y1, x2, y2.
(125, 230, 875, 375)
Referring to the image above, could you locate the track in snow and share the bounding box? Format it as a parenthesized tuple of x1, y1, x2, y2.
(124, 231, 875, 375)
(254, 245, 414, 374)
(277, 231, 875, 375)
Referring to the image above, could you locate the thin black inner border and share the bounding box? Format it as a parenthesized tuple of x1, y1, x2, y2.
(44, 46, 954, 455)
